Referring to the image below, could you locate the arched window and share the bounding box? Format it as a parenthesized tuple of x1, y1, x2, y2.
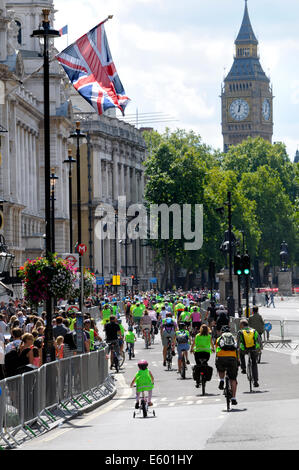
(15, 20, 22, 45)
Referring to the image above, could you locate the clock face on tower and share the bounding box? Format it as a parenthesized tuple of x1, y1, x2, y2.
(229, 99, 250, 121)
(262, 98, 271, 121)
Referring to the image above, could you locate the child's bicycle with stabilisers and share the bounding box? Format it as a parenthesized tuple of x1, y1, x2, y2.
(133, 391, 156, 419)
(223, 373, 233, 412)
(166, 337, 173, 371)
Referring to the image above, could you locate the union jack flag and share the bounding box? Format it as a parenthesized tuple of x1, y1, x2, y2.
(56, 21, 130, 115)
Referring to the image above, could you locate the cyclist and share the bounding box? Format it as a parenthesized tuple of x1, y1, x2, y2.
(130, 360, 154, 408)
(191, 324, 215, 365)
(175, 322, 191, 374)
(101, 303, 112, 326)
(237, 319, 261, 387)
(190, 306, 202, 332)
(174, 300, 185, 322)
(248, 306, 265, 340)
(160, 314, 177, 367)
(125, 326, 136, 357)
(132, 302, 144, 334)
(104, 315, 122, 369)
(140, 310, 152, 346)
(215, 325, 238, 406)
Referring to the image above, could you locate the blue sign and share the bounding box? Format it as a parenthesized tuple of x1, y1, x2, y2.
(265, 322, 272, 332)
(96, 276, 105, 285)
(150, 277, 157, 284)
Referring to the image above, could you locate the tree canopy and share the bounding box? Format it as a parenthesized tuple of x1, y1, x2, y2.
(142, 130, 298, 288)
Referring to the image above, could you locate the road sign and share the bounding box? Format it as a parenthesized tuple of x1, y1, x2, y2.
(59, 253, 79, 269)
(96, 276, 105, 285)
(77, 243, 87, 255)
(112, 275, 120, 286)
(150, 277, 157, 284)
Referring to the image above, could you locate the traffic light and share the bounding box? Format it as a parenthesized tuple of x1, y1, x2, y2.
(242, 251, 250, 275)
(234, 253, 242, 276)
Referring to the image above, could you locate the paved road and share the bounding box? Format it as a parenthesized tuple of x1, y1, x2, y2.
(20, 298, 299, 450)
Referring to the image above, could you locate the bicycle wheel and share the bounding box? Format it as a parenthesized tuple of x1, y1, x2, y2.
(224, 376, 231, 412)
(114, 354, 119, 373)
(247, 355, 253, 393)
(141, 399, 147, 418)
(201, 377, 206, 396)
(180, 356, 186, 379)
(119, 351, 125, 367)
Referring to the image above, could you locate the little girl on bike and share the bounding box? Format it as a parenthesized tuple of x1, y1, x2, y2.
(130, 360, 154, 409)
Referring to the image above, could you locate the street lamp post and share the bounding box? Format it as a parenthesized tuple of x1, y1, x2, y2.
(50, 168, 58, 253)
(69, 121, 86, 311)
(31, 9, 60, 363)
(63, 149, 76, 253)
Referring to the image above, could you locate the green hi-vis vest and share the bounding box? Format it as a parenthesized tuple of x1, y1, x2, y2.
(102, 308, 111, 320)
(89, 329, 95, 350)
(135, 369, 154, 393)
(125, 331, 135, 343)
(68, 317, 76, 331)
(194, 334, 211, 353)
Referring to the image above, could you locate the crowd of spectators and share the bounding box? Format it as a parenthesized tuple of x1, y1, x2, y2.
(0, 297, 102, 380)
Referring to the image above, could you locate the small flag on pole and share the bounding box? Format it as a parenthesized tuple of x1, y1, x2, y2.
(55, 18, 130, 115)
(59, 25, 68, 36)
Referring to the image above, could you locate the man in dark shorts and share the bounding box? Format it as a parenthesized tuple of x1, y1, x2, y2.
(215, 325, 239, 406)
(104, 316, 122, 369)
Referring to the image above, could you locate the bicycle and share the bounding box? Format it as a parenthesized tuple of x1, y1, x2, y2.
(223, 373, 233, 412)
(133, 391, 156, 419)
(127, 342, 135, 360)
(246, 350, 254, 393)
(143, 328, 151, 349)
(108, 340, 120, 373)
(180, 350, 187, 379)
(194, 358, 208, 395)
(166, 337, 173, 371)
(151, 327, 155, 345)
(134, 321, 141, 338)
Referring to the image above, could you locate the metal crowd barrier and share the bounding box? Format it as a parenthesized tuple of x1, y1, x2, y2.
(0, 346, 115, 449)
(229, 317, 298, 349)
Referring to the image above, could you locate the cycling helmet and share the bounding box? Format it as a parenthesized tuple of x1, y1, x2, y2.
(128, 326, 133, 332)
(178, 322, 186, 329)
(221, 325, 230, 333)
(138, 360, 148, 370)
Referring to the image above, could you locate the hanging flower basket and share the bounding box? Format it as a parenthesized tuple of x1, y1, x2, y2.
(18, 253, 77, 305)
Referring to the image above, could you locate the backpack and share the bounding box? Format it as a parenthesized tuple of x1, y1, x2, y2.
(176, 331, 189, 344)
(4, 347, 21, 377)
(218, 332, 237, 351)
(242, 329, 256, 349)
(164, 320, 175, 333)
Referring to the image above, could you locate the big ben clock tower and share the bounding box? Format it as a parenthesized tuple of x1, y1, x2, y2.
(221, 0, 273, 152)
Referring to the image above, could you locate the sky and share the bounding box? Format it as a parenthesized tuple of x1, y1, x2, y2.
(54, 0, 299, 160)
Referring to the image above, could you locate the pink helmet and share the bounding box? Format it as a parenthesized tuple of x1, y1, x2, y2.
(138, 360, 148, 370)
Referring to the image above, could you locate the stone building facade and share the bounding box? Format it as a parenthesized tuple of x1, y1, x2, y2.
(0, 0, 158, 292)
